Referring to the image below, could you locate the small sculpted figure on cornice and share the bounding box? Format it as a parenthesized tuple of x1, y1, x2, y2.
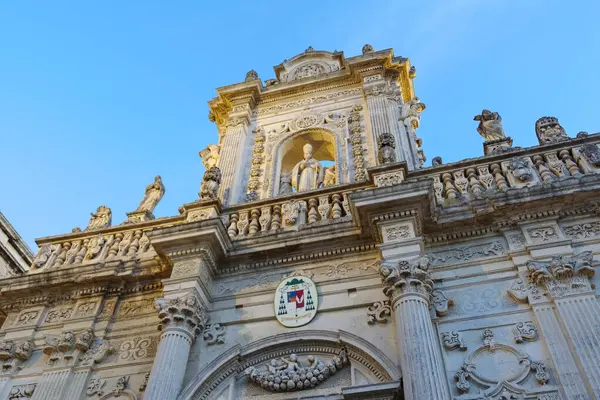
(87, 205, 112, 230)
(400, 97, 426, 129)
(155, 294, 209, 340)
(323, 165, 337, 187)
(279, 173, 293, 195)
(581, 143, 600, 166)
(135, 176, 165, 214)
(431, 156, 442, 166)
(199, 167, 222, 201)
(535, 116, 569, 145)
(474, 109, 506, 142)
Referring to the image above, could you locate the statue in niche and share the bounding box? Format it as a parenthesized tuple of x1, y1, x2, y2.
(279, 173, 293, 195)
(474, 109, 506, 142)
(377, 132, 396, 164)
(87, 206, 112, 230)
(323, 165, 337, 187)
(292, 144, 324, 192)
(135, 176, 165, 214)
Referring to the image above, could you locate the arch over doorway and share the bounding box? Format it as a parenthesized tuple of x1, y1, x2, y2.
(178, 329, 401, 400)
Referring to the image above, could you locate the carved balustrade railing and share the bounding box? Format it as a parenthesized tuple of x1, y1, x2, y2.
(30, 228, 155, 273)
(222, 189, 354, 239)
(411, 137, 600, 207)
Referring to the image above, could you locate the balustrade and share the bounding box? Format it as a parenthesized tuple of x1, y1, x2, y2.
(224, 190, 352, 239)
(424, 143, 596, 206)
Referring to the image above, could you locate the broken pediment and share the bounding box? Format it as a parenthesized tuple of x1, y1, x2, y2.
(274, 47, 345, 83)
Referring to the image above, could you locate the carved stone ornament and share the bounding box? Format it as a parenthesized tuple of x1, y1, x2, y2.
(432, 156, 443, 166)
(535, 116, 569, 145)
(379, 256, 453, 316)
(455, 328, 551, 395)
(0, 339, 33, 371)
(139, 372, 150, 392)
(76, 328, 95, 352)
(8, 384, 36, 400)
(525, 251, 595, 298)
(155, 294, 209, 340)
(86, 378, 106, 396)
(87, 205, 112, 230)
(512, 322, 538, 343)
(362, 44, 374, 54)
(581, 143, 600, 166)
(366, 300, 392, 324)
(377, 132, 396, 164)
(203, 323, 226, 345)
(244, 349, 348, 392)
(474, 109, 506, 142)
(507, 157, 533, 182)
(80, 339, 115, 366)
(199, 166, 222, 200)
(441, 331, 467, 351)
(373, 171, 405, 188)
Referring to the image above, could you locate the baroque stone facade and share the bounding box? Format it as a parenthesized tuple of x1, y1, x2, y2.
(1, 45, 599, 400)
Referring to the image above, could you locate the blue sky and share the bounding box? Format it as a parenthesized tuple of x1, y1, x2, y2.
(2, 1, 599, 250)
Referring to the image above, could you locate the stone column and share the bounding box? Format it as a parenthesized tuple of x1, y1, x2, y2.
(217, 117, 250, 206)
(379, 256, 451, 400)
(510, 251, 600, 399)
(144, 293, 208, 400)
(30, 369, 71, 400)
(364, 81, 391, 167)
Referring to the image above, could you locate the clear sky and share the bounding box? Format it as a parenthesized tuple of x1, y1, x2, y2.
(2, 1, 599, 251)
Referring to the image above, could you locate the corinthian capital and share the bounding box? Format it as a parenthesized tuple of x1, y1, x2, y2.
(524, 251, 595, 299)
(379, 256, 434, 298)
(155, 294, 209, 340)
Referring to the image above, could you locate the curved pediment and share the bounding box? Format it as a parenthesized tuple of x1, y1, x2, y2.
(274, 47, 345, 83)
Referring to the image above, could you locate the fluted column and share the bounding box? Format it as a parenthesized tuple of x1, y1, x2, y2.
(30, 369, 71, 400)
(144, 293, 208, 400)
(533, 304, 589, 399)
(217, 118, 249, 206)
(522, 251, 600, 399)
(379, 256, 451, 400)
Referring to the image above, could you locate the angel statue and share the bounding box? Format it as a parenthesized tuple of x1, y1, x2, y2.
(135, 176, 165, 214)
(87, 206, 112, 230)
(473, 109, 506, 142)
(292, 144, 324, 192)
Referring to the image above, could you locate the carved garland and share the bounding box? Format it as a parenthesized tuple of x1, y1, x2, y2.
(246, 127, 266, 202)
(348, 105, 368, 182)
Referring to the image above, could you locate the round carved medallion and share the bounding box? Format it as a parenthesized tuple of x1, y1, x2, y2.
(274, 276, 318, 327)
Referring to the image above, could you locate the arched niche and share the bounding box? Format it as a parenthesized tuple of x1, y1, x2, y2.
(270, 128, 344, 197)
(178, 330, 401, 400)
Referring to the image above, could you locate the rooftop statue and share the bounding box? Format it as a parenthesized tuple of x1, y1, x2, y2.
(87, 206, 112, 230)
(135, 176, 165, 214)
(474, 109, 506, 142)
(292, 144, 323, 192)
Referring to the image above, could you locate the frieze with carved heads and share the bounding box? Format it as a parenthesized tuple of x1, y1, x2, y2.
(244, 349, 348, 392)
(0, 338, 33, 372)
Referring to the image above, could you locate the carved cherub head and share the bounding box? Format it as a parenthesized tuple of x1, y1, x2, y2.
(508, 157, 533, 182)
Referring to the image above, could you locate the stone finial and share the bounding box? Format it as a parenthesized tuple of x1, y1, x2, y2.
(245, 70, 259, 82)
(305, 46, 315, 53)
(199, 167, 222, 201)
(87, 206, 112, 230)
(535, 116, 569, 145)
(362, 44, 374, 54)
(577, 131, 589, 138)
(474, 109, 506, 142)
(409, 66, 416, 78)
(377, 133, 396, 164)
(155, 294, 209, 340)
(432, 156, 443, 166)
